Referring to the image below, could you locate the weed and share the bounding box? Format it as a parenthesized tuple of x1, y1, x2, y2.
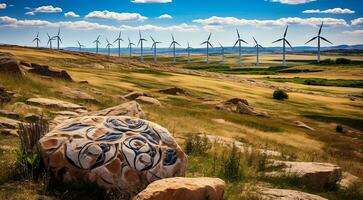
(273, 89, 288, 100)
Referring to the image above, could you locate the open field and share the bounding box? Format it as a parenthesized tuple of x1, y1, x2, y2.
(0, 45, 362, 199)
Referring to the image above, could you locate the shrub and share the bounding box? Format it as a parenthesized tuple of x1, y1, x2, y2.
(336, 58, 352, 64)
(336, 125, 344, 133)
(273, 89, 288, 100)
(319, 58, 333, 64)
(219, 142, 244, 182)
(184, 133, 211, 156)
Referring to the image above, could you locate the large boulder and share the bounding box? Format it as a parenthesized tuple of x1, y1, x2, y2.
(0, 85, 11, 104)
(258, 187, 327, 200)
(217, 98, 267, 117)
(337, 172, 360, 189)
(26, 98, 85, 110)
(0, 116, 21, 129)
(133, 177, 225, 200)
(266, 160, 342, 189)
(136, 96, 162, 107)
(39, 116, 187, 198)
(0, 52, 22, 75)
(124, 91, 149, 101)
(29, 63, 72, 81)
(88, 101, 145, 118)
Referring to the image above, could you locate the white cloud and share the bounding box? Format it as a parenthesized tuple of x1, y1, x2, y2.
(131, 0, 172, 3)
(157, 14, 172, 19)
(33, 5, 62, 14)
(25, 12, 35, 16)
(0, 3, 6, 9)
(343, 30, 363, 36)
(120, 23, 199, 32)
(202, 25, 224, 32)
(193, 16, 348, 27)
(270, 0, 316, 5)
(351, 18, 363, 26)
(64, 11, 80, 18)
(303, 8, 355, 14)
(85, 11, 147, 21)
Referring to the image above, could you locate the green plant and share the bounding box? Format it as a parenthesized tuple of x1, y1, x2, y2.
(219, 142, 244, 182)
(273, 89, 288, 100)
(184, 133, 212, 156)
(336, 58, 352, 64)
(336, 125, 344, 133)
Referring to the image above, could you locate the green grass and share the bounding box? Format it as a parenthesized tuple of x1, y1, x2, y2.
(185, 65, 293, 75)
(303, 114, 363, 132)
(263, 77, 363, 88)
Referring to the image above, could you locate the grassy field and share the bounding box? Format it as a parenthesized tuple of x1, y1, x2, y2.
(0, 45, 362, 199)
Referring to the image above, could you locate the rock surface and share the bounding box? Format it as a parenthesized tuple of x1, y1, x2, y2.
(124, 91, 149, 101)
(294, 121, 315, 131)
(266, 160, 342, 189)
(158, 87, 189, 96)
(0, 52, 22, 75)
(0, 85, 11, 104)
(136, 96, 162, 106)
(337, 172, 360, 189)
(28, 63, 72, 81)
(60, 87, 98, 102)
(39, 116, 187, 197)
(26, 98, 85, 110)
(88, 101, 145, 118)
(0, 110, 20, 120)
(24, 113, 41, 123)
(133, 177, 225, 200)
(217, 98, 267, 116)
(0, 116, 21, 129)
(259, 187, 327, 200)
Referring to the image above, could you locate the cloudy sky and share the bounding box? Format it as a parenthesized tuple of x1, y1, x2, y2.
(0, 0, 362, 48)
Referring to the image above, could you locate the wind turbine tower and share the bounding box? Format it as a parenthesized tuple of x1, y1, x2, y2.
(77, 41, 85, 51)
(169, 34, 180, 63)
(200, 33, 213, 64)
(53, 28, 62, 50)
(219, 43, 225, 64)
(32, 32, 41, 48)
(305, 22, 332, 63)
(127, 37, 135, 58)
(186, 42, 192, 64)
(233, 29, 248, 66)
(47, 33, 55, 49)
(137, 31, 147, 62)
(272, 26, 292, 66)
(114, 31, 123, 58)
(253, 37, 263, 66)
(106, 39, 113, 57)
(93, 35, 101, 54)
(150, 36, 162, 62)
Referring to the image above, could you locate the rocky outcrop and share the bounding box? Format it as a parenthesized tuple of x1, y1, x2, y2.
(60, 87, 98, 103)
(124, 91, 150, 101)
(266, 160, 342, 189)
(0, 85, 11, 104)
(158, 87, 189, 96)
(217, 98, 267, 117)
(39, 116, 187, 197)
(0, 116, 21, 129)
(133, 177, 225, 200)
(294, 121, 315, 131)
(24, 113, 41, 123)
(136, 96, 162, 106)
(337, 172, 360, 189)
(28, 63, 72, 81)
(26, 98, 85, 110)
(258, 187, 327, 200)
(13, 102, 43, 112)
(223, 98, 249, 106)
(0, 52, 22, 75)
(88, 101, 145, 118)
(0, 110, 20, 120)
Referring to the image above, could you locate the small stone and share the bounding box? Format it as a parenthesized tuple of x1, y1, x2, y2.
(136, 96, 162, 106)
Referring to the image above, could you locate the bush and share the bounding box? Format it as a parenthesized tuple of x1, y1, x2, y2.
(219, 142, 244, 182)
(319, 58, 333, 64)
(336, 58, 352, 64)
(184, 133, 211, 156)
(336, 125, 344, 133)
(273, 89, 288, 100)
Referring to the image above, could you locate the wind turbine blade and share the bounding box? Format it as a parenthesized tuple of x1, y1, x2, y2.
(137, 39, 141, 47)
(175, 41, 181, 46)
(172, 33, 175, 41)
(305, 36, 317, 44)
(272, 38, 283, 44)
(208, 33, 212, 41)
(58, 28, 60, 36)
(320, 36, 333, 44)
(318, 22, 323, 35)
(150, 36, 155, 42)
(208, 42, 213, 48)
(201, 41, 207, 45)
(285, 39, 293, 49)
(259, 45, 264, 49)
(236, 29, 240, 39)
(169, 43, 173, 49)
(139, 31, 141, 39)
(253, 37, 258, 45)
(284, 26, 288, 38)
(233, 40, 238, 48)
(219, 43, 223, 48)
(241, 39, 248, 44)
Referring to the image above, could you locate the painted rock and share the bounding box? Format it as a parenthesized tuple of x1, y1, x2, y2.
(39, 116, 187, 197)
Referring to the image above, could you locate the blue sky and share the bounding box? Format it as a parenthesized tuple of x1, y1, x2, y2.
(0, 0, 362, 48)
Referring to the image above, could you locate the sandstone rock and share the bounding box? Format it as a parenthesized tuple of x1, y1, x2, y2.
(51, 111, 79, 117)
(337, 172, 360, 189)
(19, 61, 31, 67)
(88, 101, 144, 118)
(13, 102, 43, 112)
(266, 160, 341, 189)
(0, 128, 18, 136)
(136, 96, 162, 106)
(0, 110, 20, 120)
(294, 121, 315, 131)
(259, 187, 327, 200)
(236, 102, 268, 117)
(158, 87, 189, 96)
(0, 116, 21, 129)
(26, 98, 85, 110)
(0, 85, 11, 104)
(0, 52, 22, 75)
(29, 63, 72, 81)
(217, 98, 267, 117)
(133, 177, 225, 200)
(24, 113, 41, 123)
(39, 116, 187, 196)
(223, 98, 249, 106)
(124, 91, 149, 101)
(60, 87, 98, 103)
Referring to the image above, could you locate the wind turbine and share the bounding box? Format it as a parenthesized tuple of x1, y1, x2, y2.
(219, 43, 225, 64)
(77, 41, 85, 51)
(114, 31, 123, 58)
(186, 41, 192, 63)
(305, 22, 332, 63)
(137, 31, 147, 62)
(47, 33, 55, 49)
(150, 36, 162, 62)
(272, 26, 292, 66)
(93, 35, 101, 54)
(53, 28, 62, 50)
(106, 39, 113, 57)
(127, 37, 135, 58)
(32, 32, 41, 48)
(169, 34, 180, 63)
(233, 29, 248, 66)
(200, 33, 213, 64)
(253, 37, 263, 66)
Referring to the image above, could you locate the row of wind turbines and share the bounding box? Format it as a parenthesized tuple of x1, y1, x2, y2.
(32, 23, 332, 66)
